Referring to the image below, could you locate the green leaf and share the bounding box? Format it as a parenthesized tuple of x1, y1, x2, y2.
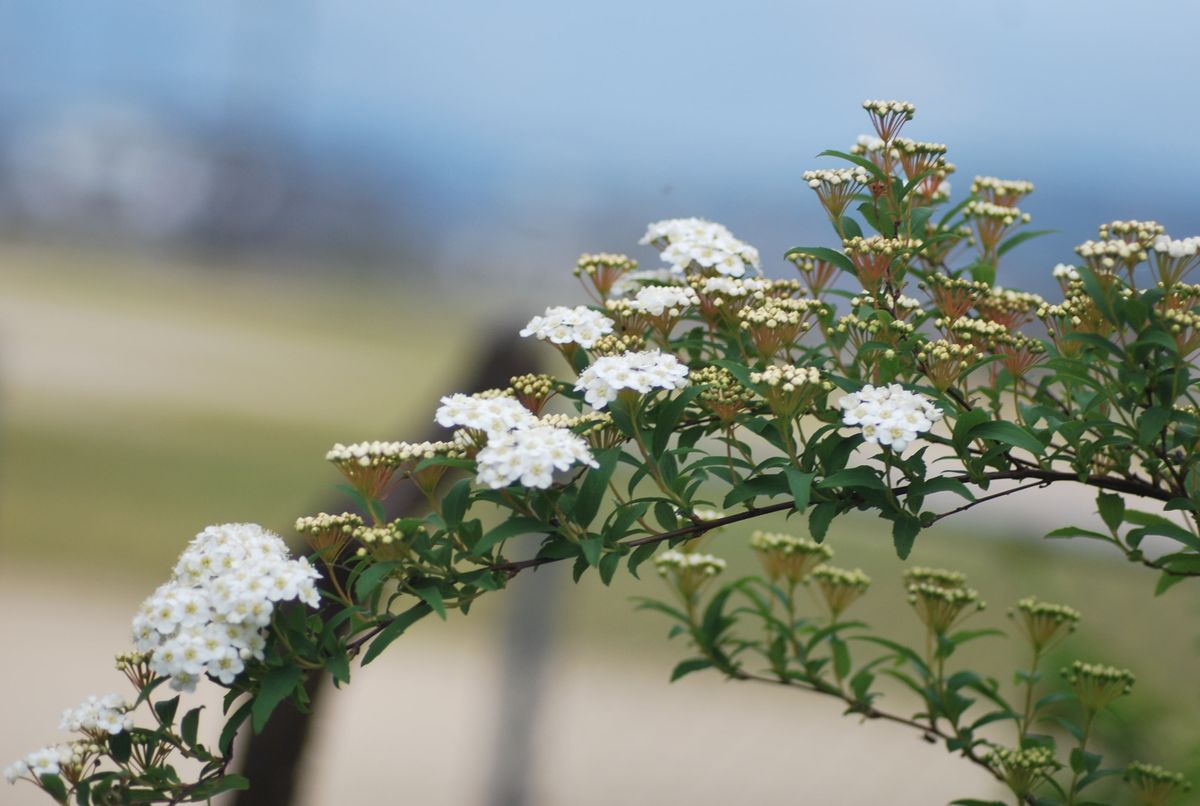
(1045, 526, 1116, 543)
(362, 602, 434, 665)
(472, 517, 547, 557)
(839, 215, 863, 239)
(414, 584, 447, 620)
(189, 775, 251, 799)
(108, 730, 132, 764)
(219, 698, 253, 756)
(784, 468, 815, 512)
(820, 466, 886, 491)
(573, 447, 622, 528)
(783, 245, 856, 276)
(1136, 406, 1171, 447)
(1096, 492, 1124, 533)
(809, 503, 838, 542)
(180, 706, 202, 747)
(998, 228, 1054, 257)
(598, 551, 622, 585)
(441, 478, 472, 528)
(1155, 571, 1188, 596)
(39, 774, 68, 803)
(580, 534, 603, 567)
(670, 658, 713, 682)
(817, 148, 889, 182)
(627, 542, 659, 577)
(968, 420, 1043, 456)
(892, 515, 920, 560)
(154, 695, 180, 727)
(652, 386, 702, 456)
(252, 665, 302, 733)
(831, 639, 851, 679)
(354, 560, 401, 601)
(326, 653, 351, 685)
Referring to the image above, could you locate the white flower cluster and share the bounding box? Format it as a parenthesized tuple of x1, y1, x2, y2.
(131, 524, 321, 692)
(803, 167, 870, 189)
(435, 393, 536, 435)
(639, 217, 761, 278)
(519, 305, 615, 348)
(654, 550, 726, 576)
(839, 384, 943, 452)
(5, 743, 91, 783)
(59, 694, 132, 736)
(476, 424, 599, 489)
(628, 284, 700, 316)
(574, 350, 690, 410)
(1154, 235, 1200, 258)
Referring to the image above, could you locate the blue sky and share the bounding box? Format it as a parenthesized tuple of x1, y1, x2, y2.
(2, 0, 1197, 280)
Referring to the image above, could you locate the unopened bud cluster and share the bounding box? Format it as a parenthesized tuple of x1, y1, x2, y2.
(810, 566, 871, 618)
(1063, 661, 1136, 711)
(750, 531, 832, 585)
(1009, 596, 1080, 651)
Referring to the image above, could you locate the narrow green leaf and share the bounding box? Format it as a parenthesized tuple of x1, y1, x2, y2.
(39, 774, 68, 803)
(670, 658, 713, 682)
(180, 707, 202, 747)
(1136, 407, 1171, 447)
(362, 602, 433, 665)
(784, 468, 815, 512)
(472, 517, 548, 558)
(968, 420, 1043, 456)
(573, 447, 622, 528)
(414, 584, 447, 620)
(441, 478, 472, 528)
(252, 665, 302, 733)
(1096, 492, 1124, 533)
(219, 698, 253, 756)
(998, 228, 1054, 257)
(809, 503, 837, 542)
(892, 515, 920, 560)
(783, 245, 856, 276)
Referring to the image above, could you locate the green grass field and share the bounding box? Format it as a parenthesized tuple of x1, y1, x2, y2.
(3, 244, 1198, 788)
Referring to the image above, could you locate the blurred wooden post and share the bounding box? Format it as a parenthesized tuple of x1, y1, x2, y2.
(234, 329, 552, 806)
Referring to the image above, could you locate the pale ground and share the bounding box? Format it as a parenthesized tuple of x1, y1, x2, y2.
(0, 566, 1006, 806)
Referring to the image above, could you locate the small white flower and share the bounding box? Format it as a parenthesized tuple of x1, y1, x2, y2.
(435, 393, 536, 436)
(519, 305, 615, 348)
(574, 350, 689, 410)
(475, 425, 599, 489)
(838, 384, 942, 452)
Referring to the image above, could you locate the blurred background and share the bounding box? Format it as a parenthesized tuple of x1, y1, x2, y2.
(2, 1, 1200, 804)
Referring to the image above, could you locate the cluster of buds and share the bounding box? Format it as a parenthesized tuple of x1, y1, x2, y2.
(862, 99, 915, 142)
(803, 166, 872, 222)
(749, 364, 830, 419)
(352, 521, 421, 563)
(790, 253, 841, 296)
(295, 511, 364, 560)
(1037, 287, 1108, 355)
(738, 298, 826, 358)
(965, 201, 1030, 260)
(993, 331, 1047, 378)
(842, 236, 923, 291)
(540, 411, 624, 451)
(922, 272, 991, 319)
(509, 373, 558, 415)
(1009, 596, 1080, 652)
(1157, 307, 1200, 356)
(850, 133, 895, 168)
(905, 567, 983, 635)
(810, 566, 871, 618)
(975, 287, 1045, 329)
(574, 252, 638, 300)
(986, 746, 1059, 799)
(939, 315, 1007, 348)
(750, 531, 832, 586)
(1076, 238, 1147, 277)
(834, 312, 916, 359)
(655, 550, 725, 600)
(114, 650, 154, 692)
(892, 137, 948, 182)
(917, 338, 981, 392)
(971, 176, 1034, 207)
(326, 439, 467, 499)
(1062, 661, 1136, 712)
(850, 290, 923, 320)
(589, 332, 646, 357)
(1124, 762, 1191, 806)
(691, 365, 755, 424)
(1151, 235, 1200, 286)
(1099, 219, 1164, 248)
